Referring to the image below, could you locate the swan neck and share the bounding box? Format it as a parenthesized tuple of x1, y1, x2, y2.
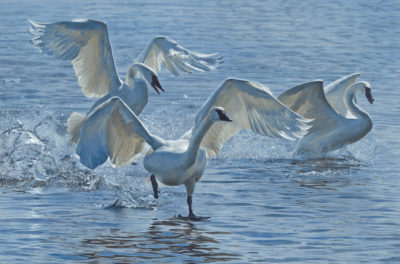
(126, 64, 144, 87)
(344, 85, 367, 119)
(187, 118, 213, 161)
(147, 134, 164, 150)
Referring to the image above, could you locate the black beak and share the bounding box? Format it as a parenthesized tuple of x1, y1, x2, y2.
(365, 87, 374, 104)
(216, 109, 232, 122)
(151, 74, 164, 95)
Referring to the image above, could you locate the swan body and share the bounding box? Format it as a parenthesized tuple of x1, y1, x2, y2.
(28, 19, 223, 166)
(81, 78, 310, 219)
(278, 74, 374, 157)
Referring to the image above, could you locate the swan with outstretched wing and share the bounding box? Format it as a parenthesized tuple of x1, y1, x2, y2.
(77, 78, 310, 219)
(278, 76, 373, 157)
(29, 19, 223, 166)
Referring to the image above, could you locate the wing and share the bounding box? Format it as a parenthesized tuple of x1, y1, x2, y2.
(29, 19, 122, 98)
(76, 97, 157, 169)
(135, 36, 223, 76)
(190, 78, 311, 158)
(278, 81, 344, 153)
(76, 99, 112, 169)
(323, 73, 360, 117)
(106, 104, 146, 168)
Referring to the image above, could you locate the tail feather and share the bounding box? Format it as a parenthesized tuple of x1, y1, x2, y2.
(67, 112, 86, 143)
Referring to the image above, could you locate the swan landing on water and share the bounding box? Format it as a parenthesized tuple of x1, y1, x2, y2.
(278, 73, 374, 157)
(28, 19, 223, 167)
(77, 78, 311, 220)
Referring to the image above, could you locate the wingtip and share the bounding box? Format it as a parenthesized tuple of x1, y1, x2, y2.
(336, 72, 361, 83)
(27, 18, 36, 26)
(27, 19, 45, 29)
(295, 117, 313, 138)
(27, 19, 45, 37)
(350, 72, 361, 78)
(282, 115, 312, 140)
(280, 130, 298, 141)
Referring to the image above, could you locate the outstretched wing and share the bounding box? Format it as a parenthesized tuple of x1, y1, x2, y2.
(324, 73, 360, 117)
(76, 97, 158, 169)
(29, 19, 122, 98)
(278, 81, 344, 154)
(188, 78, 311, 158)
(135, 36, 223, 76)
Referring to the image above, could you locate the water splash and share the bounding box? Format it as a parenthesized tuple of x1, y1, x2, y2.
(0, 109, 102, 190)
(0, 106, 380, 209)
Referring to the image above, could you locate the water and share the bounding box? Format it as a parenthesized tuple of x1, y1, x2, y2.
(1, 0, 400, 263)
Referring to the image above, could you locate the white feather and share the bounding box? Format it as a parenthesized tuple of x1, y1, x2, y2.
(29, 19, 223, 166)
(136, 36, 223, 76)
(278, 78, 373, 156)
(188, 78, 311, 158)
(29, 19, 122, 98)
(75, 78, 311, 217)
(66, 112, 86, 143)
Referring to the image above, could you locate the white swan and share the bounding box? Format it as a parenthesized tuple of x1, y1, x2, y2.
(28, 19, 223, 166)
(79, 78, 311, 219)
(278, 74, 374, 157)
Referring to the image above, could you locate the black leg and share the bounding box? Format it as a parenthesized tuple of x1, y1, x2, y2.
(177, 180, 210, 221)
(182, 195, 210, 221)
(150, 174, 158, 199)
(187, 195, 195, 218)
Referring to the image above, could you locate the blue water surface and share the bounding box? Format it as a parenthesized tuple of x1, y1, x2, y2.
(1, 0, 400, 263)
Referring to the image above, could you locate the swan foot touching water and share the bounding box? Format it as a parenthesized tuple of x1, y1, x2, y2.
(178, 196, 211, 221)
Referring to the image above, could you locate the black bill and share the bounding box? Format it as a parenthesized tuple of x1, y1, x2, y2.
(151, 74, 164, 95)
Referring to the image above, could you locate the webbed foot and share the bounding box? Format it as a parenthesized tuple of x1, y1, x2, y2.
(178, 213, 210, 221)
(178, 195, 210, 221)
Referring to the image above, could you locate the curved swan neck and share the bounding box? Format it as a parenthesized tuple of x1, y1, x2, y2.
(126, 65, 139, 87)
(344, 83, 369, 119)
(126, 63, 150, 87)
(186, 117, 214, 162)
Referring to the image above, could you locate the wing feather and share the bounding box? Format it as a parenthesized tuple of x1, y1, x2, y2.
(29, 19, 122, 98)
(135, 36, 223, 76)
(106, 106, 145, 167)
(278, 81, 345, 154)
(76, 97, 155, 169)
(190, 78, 311, 158)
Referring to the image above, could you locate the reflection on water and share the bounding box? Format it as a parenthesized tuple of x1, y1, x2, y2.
(80, 217, 239, 263)
(290, 156, 368, 190)
(291, 156, 367, 173)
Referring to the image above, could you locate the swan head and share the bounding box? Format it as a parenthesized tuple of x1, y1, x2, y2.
(210, 107, 232, 122)
(363, 82, 374, 104)
(127, 63, 164, 94)
(353, 81, 374, 104)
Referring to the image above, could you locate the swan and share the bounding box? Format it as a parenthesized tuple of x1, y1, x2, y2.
(79, 78, 311, 220)
(28, 19, 223, 166)
(278, 74, 374, 157)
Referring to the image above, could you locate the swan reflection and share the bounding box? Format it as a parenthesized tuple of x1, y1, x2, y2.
(80, 217, 239, 263)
